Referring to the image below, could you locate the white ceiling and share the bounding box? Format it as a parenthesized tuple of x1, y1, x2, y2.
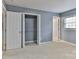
(4, 0, 76, 13)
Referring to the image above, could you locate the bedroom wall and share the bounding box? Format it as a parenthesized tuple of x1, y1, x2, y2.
(6, 4, 59, 43)
(60, 8, 76, 44)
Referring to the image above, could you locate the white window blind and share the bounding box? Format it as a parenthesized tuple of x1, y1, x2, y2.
(64, 16, 76, 28)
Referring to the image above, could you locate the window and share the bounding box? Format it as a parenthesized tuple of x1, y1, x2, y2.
(64, 16, 76, 28)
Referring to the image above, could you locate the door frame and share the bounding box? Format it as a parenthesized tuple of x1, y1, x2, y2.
(22, 13, 41, 48)
(2, 4, 7, 51)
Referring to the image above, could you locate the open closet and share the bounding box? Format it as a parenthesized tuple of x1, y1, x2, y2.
(25, 15, 37, 45)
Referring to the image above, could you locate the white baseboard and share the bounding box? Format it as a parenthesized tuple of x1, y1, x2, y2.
(59, 40, 76, 46)
(25, 41, 34, 43)
(39, 41, 52, 45)
(25, 40, 52, 45)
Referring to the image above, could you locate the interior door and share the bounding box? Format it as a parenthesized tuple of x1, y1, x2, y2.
(53, 16, 60, 42)
(6, 11, 21, 49)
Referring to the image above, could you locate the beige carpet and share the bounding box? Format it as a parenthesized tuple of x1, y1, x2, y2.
(3, 42, 76, 59)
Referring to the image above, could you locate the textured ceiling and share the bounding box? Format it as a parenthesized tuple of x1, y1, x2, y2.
(4, 0, 76, 13)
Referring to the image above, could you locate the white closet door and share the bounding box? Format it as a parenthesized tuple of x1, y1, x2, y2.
(53, 16, 60, 42)
(6, 11, 21, 49)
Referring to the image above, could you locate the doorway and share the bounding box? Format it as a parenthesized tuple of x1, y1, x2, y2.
(22, 13, 41, 47)
(53, 16, 60, 42)
(25, 15, 37, 45)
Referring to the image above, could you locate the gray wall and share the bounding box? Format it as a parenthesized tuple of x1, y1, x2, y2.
(5, 4, 76, 43)
(6, 4, 59, 43)
(60, 8, 76, 44)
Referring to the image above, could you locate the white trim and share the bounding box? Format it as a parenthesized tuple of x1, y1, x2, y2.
(2, 4, 6, 11)
(22, 12, 41, 48)
(59, 40, 76, 46)
(23, 13, 41, 16)
(39, 41, 52, 45)
(25, 41, 34, 43)
(2, 4, 6, 51)
(23, 14, 25, 48)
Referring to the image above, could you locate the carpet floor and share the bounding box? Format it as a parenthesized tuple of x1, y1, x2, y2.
(3, 41, 76, 59)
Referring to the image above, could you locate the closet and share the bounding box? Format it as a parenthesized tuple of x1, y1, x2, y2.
(25, 15, 37, 45)
(5, 11, 41, 50)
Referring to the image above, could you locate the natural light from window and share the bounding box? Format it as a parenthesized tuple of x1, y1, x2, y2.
(64, 16, 76, 28)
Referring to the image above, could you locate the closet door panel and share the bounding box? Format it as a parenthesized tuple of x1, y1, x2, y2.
(6, 11, 21, 49)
